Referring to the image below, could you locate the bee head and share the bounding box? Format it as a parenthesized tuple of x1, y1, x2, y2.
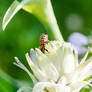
(40, 33, 48, 43)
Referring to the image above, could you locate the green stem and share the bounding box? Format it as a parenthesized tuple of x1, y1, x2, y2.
(39, 1, 64, 42)
(23, 0, 64, 42)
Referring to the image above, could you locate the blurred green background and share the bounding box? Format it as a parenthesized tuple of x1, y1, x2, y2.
(0, 0, 92, 91)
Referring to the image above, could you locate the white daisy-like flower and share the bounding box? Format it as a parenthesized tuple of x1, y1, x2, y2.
(14, 41, 92, 92)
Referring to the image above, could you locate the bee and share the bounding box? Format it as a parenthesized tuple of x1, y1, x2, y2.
(39, 33, 49, 53)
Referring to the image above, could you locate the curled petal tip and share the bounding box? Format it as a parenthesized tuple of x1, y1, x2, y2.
(2, 0, 22, 31)
(14, 56, 17, 60)
(25, 53, 29, 57)
(30, 48, 34, 53)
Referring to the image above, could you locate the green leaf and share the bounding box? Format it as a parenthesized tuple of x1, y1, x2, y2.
(0, 70, 16, 92)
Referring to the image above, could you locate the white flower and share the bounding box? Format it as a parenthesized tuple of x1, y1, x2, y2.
(68, 32, 88, 55)
(14, 41, 92, 92)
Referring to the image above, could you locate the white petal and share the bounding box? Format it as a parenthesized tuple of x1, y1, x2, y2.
(61, 43, 75, 73)
(66, 57, 92, 84)
(47, 47, 64, 74)
(26, 53, 47, 82)
(77, 57, 92, 73)
(32, 82, 70, 92)
(70, 81, 89, 91)
(58, 76, 67, 86)
(45, 41, 62, 54)
(30, 49, 39, 67)
(2, 0, 22, 30)
(77, 70, 92, 82)
(56, 84, 70, 92)
(32, 82, 55, 92)
(80, 50, 89, 64)
(36, 48, 59, 82)
(14, 57, 37, 84)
